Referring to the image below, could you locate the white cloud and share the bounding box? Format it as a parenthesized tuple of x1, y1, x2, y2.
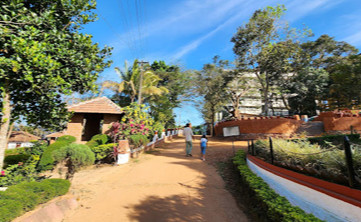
(171, 12, 246, 60)
(342, 30, 361, 46)
(285, 0, 343, 22)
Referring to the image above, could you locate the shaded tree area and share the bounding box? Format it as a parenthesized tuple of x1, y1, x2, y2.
(0, 0, 112, 169)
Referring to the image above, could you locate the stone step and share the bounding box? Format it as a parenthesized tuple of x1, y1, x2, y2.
(296, 121, 325, 136)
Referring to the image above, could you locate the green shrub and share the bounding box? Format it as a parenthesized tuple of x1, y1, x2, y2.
(129, 134, 149, 147)
(4, 154, 30, 167)
(5, 147, 25, 156)
(53, 144, 95, 178)
(56, 135, 76, 143)
(0, 159, 42, 187)
(86, 134, 109, 148)
(38, 140, 73, 171)
(91, 143, 116, 162)
(12, 181, 56, 202)
(0, 199, 23, 222)
(233, 150, 322, 222)
(0, 179, 70, 222)
(0, 186, 39, 211)
(42, 178, 71, 196)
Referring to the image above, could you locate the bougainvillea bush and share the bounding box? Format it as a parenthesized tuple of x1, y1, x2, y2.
(110, 103, 154, 146)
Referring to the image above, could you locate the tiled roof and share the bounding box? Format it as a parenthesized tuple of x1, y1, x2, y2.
(9, 131, 40, 142)
(67, 97, 123, 114)
(46, 131, 65, 138)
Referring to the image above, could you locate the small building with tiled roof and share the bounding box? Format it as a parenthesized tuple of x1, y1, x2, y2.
(8, 131, 40, 149)
(47, 97, 124, 143)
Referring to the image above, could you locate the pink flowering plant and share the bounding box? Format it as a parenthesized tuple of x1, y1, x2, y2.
(110, 103, 154, 148)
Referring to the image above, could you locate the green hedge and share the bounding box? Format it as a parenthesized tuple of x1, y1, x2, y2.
(5, 147, 25, 156)
(86, 134, 109, 149)
(3, 154, 30, 167)
(307, 134, 360, 147)
(38, 135, 76, 171)
(0, 179, 70, 222)
(56, 135, 76, 143)
(91, 143, 116, 162)
(233, 150, 322, 222)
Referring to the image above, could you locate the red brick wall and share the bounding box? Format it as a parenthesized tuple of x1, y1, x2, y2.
(322, 117, 361, 131)
(214, 117, 302, 136)
(102, 114, 122, 134)
(66, 114, 84, 143)
(315, 112, 361, 132)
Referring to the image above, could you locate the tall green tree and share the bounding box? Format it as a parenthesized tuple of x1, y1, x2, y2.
(231, 5, 310, 116)
(103, 60, 168, 106)
(149, 61, 190, 128)
(195, 56, 229, 136)
(327, 54, 361, 109)
(283, 35, 358, 114)
(0, 0, 112, 169)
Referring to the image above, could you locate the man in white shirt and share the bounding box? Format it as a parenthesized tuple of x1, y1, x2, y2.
(183, 123, 194, 157)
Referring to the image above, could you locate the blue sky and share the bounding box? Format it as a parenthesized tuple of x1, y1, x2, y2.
(82, 0, 361, 126)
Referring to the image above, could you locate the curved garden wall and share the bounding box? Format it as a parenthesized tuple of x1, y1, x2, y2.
(315, 111, 361, 132)
(247, 155, 361, 222)
(214, 117, 302, 136)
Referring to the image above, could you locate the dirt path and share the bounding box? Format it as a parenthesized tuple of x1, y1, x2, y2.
(63, 136, 249, 222)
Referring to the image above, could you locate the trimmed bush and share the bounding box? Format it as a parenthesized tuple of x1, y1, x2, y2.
(86, 134, 109, 148)
(38, 136, 75, 171)
(0, 179, 70, 222)
(42, 178, 71, 196)
(0, 199, 23, 222)
(91, 143, 117, 162)
(0, 186, 40, 210)
(53, 144, 95, 178)
(4, 154, 30, 167)
(56, 135, 76, 143)
(11, 181, 56, 202)
(5, 147, 25, 156)
(129, 134, 149, 147)
(233, 150, 322, 222)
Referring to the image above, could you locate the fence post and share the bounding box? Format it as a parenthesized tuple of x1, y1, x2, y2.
(269, 137, 274, 164)
(350, 125, 354, 135)
(247, 140, 250, 154)
(251, 139, 255, 156)
(344, 136, 356, 188)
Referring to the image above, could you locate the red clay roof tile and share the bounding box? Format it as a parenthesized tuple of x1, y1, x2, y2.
(67, 97, 123, 114)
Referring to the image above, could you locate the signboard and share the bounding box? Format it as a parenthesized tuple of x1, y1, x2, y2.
(223, 126, 240, 137)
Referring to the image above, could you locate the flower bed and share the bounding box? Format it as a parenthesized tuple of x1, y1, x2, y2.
(233, 150, 321, 222)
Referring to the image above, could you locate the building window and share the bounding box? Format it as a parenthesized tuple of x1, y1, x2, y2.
(16, 142, 21, 148)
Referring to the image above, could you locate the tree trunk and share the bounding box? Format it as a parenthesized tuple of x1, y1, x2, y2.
(0, 81, 11, 170)
(263, 91, 270, 116)
(5, 123, 14, 149)
(211, 108, 215, 137)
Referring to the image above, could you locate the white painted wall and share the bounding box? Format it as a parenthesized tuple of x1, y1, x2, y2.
(247, 158, 361, 222)
(7, 142, 34, 149)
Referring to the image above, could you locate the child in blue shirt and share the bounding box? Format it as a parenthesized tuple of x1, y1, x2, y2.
(200, 135, 207, 161)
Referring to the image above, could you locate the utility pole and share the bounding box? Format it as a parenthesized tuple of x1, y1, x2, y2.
(137, 60, 149, 104)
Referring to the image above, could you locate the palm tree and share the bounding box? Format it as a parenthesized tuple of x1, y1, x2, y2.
(102, 60, 168, 104)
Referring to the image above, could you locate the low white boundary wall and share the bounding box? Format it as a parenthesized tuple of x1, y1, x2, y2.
(247, 158, 361, 222)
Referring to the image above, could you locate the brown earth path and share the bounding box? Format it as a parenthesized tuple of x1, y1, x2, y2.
(62, 136, 249, 222)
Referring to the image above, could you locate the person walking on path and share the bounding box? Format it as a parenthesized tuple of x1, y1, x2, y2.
(183, 123, 194, 157)
(200, 135, 208, 161)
